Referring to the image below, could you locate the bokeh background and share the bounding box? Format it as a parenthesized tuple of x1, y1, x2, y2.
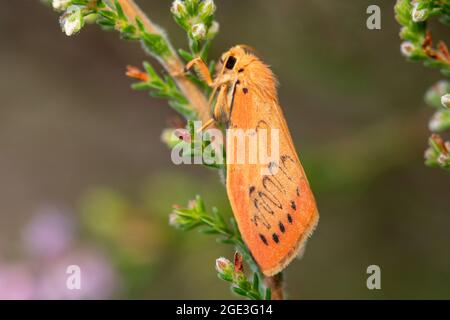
(0, 0, 449, 299)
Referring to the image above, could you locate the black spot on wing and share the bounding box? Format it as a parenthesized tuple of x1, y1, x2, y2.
(249, 186, 255, 195)
(259, 234, 269, 246)
(287, 213, 293, 224)
(290, 200, 296, 211)
(243, 88, 248, 94)
(272, 233, 280, 244)
(279, 221, 285, 233)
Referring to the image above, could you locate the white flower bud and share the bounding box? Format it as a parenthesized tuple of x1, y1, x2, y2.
(191, 23, 206, 40)
(59, 5, 84, 36)
(433, 81, 449, 97)
(429, 112, 441, 132)
(400, 41, 415, 57)
(424, 147, 435, 160)
(200, 0, 216, 17)
(441, 94, 450, 108)
(52, 0, 71, 12)
(168, 212, 180, 228)
(161, 128, 182, 149)
(412, 3, 428, 22)
(429, 110, 450, 132)
(215, 257, 232, 274)
(171, 0, 187, 18)
(207, 21, 219, 39)
(437, 153, 449, 166)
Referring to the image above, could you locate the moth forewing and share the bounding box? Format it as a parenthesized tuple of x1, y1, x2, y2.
(188, 45, 319, 276)
(226, 47, 319, 276)
(227, 87, 319, 276)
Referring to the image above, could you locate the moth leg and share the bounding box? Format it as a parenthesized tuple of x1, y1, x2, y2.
(198, 84, 229, 132)
(186, 58, 234, 89)
(213, 84, 229, 122)
(197, 118, 215, 132)
(183, 58, 221, 113)
(185, 57, 214, 86)
(207, 73, 236, 109)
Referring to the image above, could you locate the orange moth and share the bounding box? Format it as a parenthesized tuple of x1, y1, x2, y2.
(186, 45, 319, 276)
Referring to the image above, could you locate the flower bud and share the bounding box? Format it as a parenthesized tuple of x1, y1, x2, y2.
(161, 128, 182, 149)
(171, 0, 187, 19)
(168, 212, 181, 228)
(425, 81, 450, 109)
(215, 257, 233, 276)
(199, 0, 216, 18)
(168, 212, 177, 225)
(52, 0, 71, 12)
(429, 110, 450, 132)
(400, 41, 415, 57)
(233, 252, 244, 273)
(441, 94, 450, 108)
(424, 146, 436, 161)
(207, 21, 220, 39)
(59, 5, 84, 36)
(424, 134, 448, 167)
(412, 3, 428, 22)
(437, 153, 449, 167)
(191, 23, 206, 40)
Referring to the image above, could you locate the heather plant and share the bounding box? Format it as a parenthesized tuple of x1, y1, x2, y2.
(395, 0, 450, 169)
(44, 0, 283, 299)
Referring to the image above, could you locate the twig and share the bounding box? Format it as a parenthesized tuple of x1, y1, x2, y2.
(117, 0, 211, 123)
(48, 0, 285, 299)
(264, 274, 284, 300)
(119, 0, 284, 298)
(395, 0, 450, 170)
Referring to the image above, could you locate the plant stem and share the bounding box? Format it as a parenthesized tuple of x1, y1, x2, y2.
(119, 0, 285, 299)
(264, 273, 284, 300)
(117, 0, 211, 123)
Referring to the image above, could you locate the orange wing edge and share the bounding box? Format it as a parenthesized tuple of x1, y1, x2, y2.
(262, 209, 319, 277)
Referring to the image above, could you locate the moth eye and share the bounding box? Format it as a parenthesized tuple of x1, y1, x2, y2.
(225, 56, 237, 70)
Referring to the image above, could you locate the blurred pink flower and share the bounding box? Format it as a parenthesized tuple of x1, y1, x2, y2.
(1, 205, 120, 299)
(35, 249, 117, 299)
(22, 206, 75, 259)
(0, 263, 35, 300)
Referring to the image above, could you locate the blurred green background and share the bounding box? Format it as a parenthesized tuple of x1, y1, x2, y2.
(0, 0, 449, 299)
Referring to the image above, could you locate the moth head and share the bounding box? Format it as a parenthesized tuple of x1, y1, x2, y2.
(220, 45, 258, 73)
